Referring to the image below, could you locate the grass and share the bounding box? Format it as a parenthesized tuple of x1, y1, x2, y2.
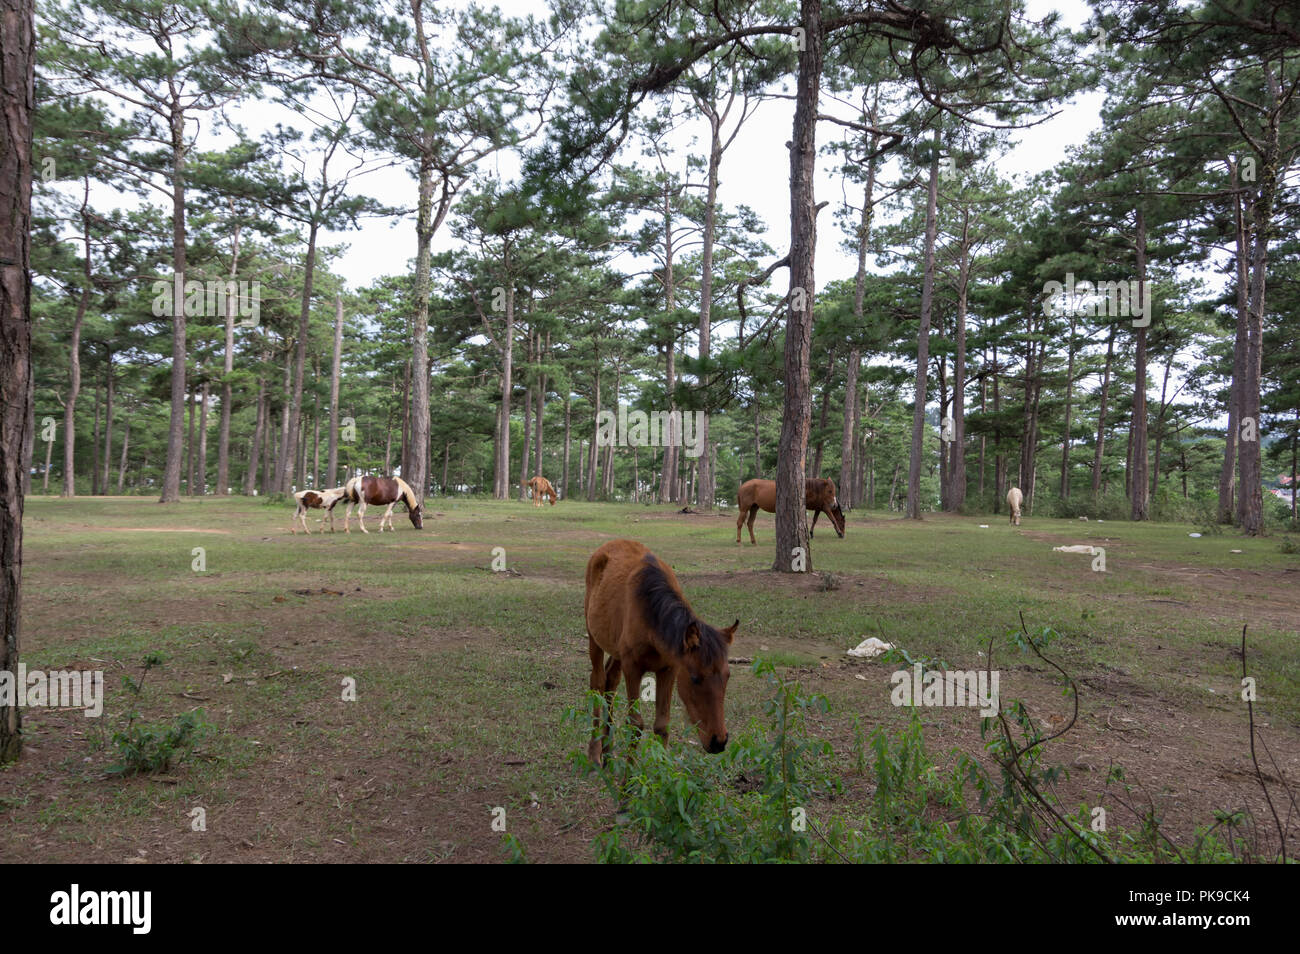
(1, 494, 1296, 862)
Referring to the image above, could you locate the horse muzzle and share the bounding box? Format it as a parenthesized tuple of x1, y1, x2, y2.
(706, 733, 728, 754)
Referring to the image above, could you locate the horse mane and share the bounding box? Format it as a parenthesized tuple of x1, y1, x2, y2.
(395, 476, 419, 511)
(636, 555, 725, 664)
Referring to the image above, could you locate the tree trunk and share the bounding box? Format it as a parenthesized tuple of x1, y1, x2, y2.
(284, 222, 318, 492)
(244, 366, 266, 495)
(216, 216, 240, 496)
(101, 356, 113, 494)
(1091, 327, 1115, 500)
(494, 277, 514, 500)
(947, 229, 969, 512)
(62, 181, 92, 499)
(274, 341, 292, 491)
(117, 415, 130, 492)
(409, 154, 436, 506)
(534, 330, 547, 478)
(562, 395, 571, 498)
(696, 101, 725, 512)
(327, 293, 343, 488)
(906, 129, 941, 520)
(1, 0, 36, 761)
(185, 387, 195, 495)
(812, 350, 835, 477)
(1130, 209, 1150, 521)
(840, 95, 879, 507)
(159, 102, 189, 503)
(1218, 172, 1249, 523)
(197, 381, 208, 495)
(773, 0, 822, 571)
(1059, 313, 1076, 499)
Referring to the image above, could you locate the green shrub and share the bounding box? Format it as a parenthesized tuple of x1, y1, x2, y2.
(566, 636, 1260, 863)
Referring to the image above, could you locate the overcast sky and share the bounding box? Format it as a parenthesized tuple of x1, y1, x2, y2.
(301, 0, 1103, 293)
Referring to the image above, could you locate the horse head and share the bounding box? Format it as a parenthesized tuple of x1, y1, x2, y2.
(829, 499, 845, 538)
(675, 618, 739, 753)
(408, 503, 424, 529)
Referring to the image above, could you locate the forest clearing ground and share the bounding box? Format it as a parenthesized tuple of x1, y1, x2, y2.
(1, 496, 1296, 862)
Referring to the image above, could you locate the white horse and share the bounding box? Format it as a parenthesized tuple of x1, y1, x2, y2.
(1006, 487, 1024, 526)
(292, 487, 347, 534)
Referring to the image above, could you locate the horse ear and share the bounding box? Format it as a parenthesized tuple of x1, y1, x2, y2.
(722, 619, 739, 643)
(683, 621, 701, 651)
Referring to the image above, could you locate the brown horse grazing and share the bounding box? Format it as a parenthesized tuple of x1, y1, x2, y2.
(340, 475, 423, 533)
(735, 477, 845, 545)
(522, 475, 557, 507)
(584, 539, 738, 765)
(291, 487, 347, 534)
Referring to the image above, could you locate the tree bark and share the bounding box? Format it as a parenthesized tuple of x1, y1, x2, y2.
(906, 129, 941, 520)
(327, 292, 343, 488)
(117, 415, 130, 492)
(102, 354, 114, 494)
(216, 216, 240, 496)
(159, 101, 189, 503)
(773, 0, 822, 571)
(62, 180, 92, 498)
(1091, 326, 1115, 500)
(1218, 169, 1249, 523)
(1130, 208, 1150, 521)
(197, 381, 209, 494)
(1059, 313, 1076, 499)
(1, 0, 36, 762)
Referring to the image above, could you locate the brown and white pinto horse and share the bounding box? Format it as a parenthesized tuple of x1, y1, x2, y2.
(522, 475, 557, 507)
(584, 539, 738, 765)
(341, 475, 423, 533)
(735, 477, 845, 545)
(291, 487, 347, 534)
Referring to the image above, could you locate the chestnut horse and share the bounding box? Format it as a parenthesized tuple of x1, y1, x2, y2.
(584, 539, 738, 765)
(340, 475, 423, 533)
(291, 486, 347, 534)
(522, 475, 557, 507)
(736, 477, 845, 545)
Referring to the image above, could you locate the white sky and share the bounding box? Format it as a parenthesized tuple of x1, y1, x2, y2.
(308, 0, 1102, 292)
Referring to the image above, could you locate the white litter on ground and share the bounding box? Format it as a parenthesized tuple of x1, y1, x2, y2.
(1231, 549, 1243, 553)
(1053, 545, 1097, 554)
(847, 637, 895, 658)
(1189, 532, 1202, 538)
(978, 524, 989, 528)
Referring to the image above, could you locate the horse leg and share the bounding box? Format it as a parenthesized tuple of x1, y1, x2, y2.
(622, 663, 646, 747)
(587, 638, 610, 764)
(357, 501, 369, 534)
(652, 668, 674, 743)
(380, 503, 394, 531)
(811, 508, 821, 538)
(747, 505, 759, 545)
